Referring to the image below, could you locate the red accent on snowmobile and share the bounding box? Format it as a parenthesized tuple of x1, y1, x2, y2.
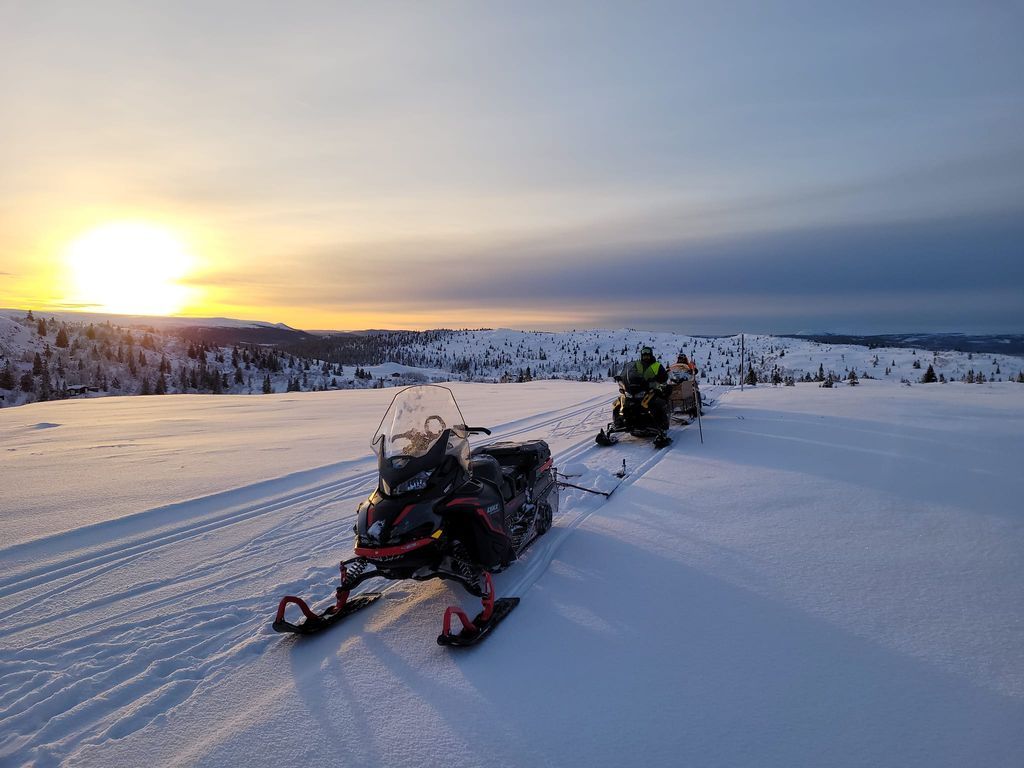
(273, 592, 382, 635)
(479, 572, 495, 622)
(354, 536, 436, 558)
(443, 606, 476, 636)
(335, 564, 351, 611)
(438, 573, 519, 647)
(273, 562, 383, 635)
(441, 572, 494, 636)
(538, 458, 553, 474)
(445, 497, 479, 506)
(445, 498, 505, 535)
(275, 595, 318, 625)
(391, 503, 416, 527)
(475, 507, 504, 534)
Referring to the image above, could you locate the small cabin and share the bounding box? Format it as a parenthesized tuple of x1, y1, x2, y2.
(66, 385, 100, 396)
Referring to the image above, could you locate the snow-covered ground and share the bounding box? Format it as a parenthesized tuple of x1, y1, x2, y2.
(1, 380, 1022, 767)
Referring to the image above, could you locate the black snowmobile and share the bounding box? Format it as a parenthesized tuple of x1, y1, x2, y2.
(596, 363, 672, 448)
(273, 384, 558, 646)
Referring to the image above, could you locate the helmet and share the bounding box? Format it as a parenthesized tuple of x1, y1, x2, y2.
(641, 346, 654, 357)
(677, 353, 688, 363)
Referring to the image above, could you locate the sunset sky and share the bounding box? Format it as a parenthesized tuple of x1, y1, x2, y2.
(1, 2, 1022, 333)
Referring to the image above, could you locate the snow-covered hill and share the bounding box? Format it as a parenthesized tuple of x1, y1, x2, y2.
(0, 311, 453, 408)
(1, 380, 1022, 766)
(299, 327, 1022, 385)
(4, 310, 1022, 409)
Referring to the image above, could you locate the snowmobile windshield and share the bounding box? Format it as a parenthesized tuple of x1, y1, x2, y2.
(372, 385, 470, 474)
(619, 363, 649, 393)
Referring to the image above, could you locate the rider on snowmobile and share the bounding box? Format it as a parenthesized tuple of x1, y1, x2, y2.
(633, 347, 669, 428)
(669, 352, 698, 379)
(668, 352, 702, 417)
(635, 347, 669, 385)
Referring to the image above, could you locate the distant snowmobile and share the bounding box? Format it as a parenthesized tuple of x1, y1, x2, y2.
(273, 385, 558, 646)
(596, 363, 672, 448)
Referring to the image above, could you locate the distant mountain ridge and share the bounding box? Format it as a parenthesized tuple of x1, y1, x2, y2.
(0, 309, 316, 347)
(783, 333, 1024, 356)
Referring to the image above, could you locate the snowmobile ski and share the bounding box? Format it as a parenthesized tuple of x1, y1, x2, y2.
(437, 572, 518, 647)
(437, 597, 519, 647)
(273, 592, 382, 635)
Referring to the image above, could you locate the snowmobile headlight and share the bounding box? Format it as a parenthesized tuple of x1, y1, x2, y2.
(392, 470, 432, 496)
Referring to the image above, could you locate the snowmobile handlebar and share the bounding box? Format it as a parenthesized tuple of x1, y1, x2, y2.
(463, 426, 492, 435)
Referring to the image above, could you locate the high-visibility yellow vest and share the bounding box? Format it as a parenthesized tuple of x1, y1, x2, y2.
(635, 360, 663, 380)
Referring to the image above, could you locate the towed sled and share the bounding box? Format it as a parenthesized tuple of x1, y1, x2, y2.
(274, 385, 558, 647)
(596, 363, 672, 449)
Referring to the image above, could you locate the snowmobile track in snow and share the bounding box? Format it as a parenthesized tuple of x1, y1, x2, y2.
(0, 389, 718, 766)
(0, 393, 614, 611)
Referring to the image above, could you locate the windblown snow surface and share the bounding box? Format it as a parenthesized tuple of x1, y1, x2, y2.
(1, 380, 1022, 767)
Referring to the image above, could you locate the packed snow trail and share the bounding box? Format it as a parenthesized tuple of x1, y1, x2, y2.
(2, 381, 1022, 767)
(0, 383, 657, 766)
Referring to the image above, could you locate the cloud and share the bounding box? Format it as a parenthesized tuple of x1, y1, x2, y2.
(283, 206, 1023, 298)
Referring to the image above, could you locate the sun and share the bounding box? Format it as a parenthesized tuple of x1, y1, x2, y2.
(64, 221, 196, 315)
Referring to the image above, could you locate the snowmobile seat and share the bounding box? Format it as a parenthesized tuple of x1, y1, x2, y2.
(476, 440, 549, 476)
(471, 455, 514, 500)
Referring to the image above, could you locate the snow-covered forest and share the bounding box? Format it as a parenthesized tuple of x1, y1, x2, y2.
(2, 310, 1022, 409)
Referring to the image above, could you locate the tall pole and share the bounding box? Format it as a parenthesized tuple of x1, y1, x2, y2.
(694, 382, 704, 444)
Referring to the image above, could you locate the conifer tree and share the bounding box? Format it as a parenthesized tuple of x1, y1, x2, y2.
(38, 372, 52, 401)
(920, 364, 938, 383)
(55, 325, 69, 348)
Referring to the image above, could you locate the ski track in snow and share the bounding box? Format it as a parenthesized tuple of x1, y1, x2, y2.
(0, 387, 709, 767)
